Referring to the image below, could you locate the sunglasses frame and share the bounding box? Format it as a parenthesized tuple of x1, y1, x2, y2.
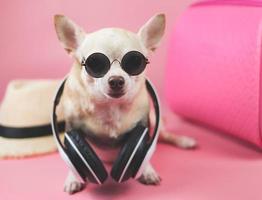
(81, 51, 150, 78)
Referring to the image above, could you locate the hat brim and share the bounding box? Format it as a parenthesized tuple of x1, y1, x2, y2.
(0, 133, 64, 159)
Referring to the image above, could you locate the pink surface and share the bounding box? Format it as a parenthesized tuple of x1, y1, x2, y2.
(0, 0, 193, 99)
(165, 1, 262, 148)
(1, 112, 262, 200)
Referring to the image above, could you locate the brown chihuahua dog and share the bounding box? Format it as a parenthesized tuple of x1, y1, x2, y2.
(54, 13, 196, 194)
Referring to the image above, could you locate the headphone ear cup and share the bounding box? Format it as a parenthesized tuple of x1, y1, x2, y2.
(64, 130, 108, 184)
(110, 125, 149, 183)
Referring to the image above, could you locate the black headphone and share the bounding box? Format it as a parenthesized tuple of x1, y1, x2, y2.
(51, 78, 160, 184)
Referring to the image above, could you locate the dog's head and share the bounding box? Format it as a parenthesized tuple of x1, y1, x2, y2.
(54, 14, 165, 102)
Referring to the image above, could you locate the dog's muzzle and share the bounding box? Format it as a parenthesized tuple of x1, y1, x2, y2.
(108, 76, 125, 98)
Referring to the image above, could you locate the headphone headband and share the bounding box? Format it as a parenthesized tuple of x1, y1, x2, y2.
(51, 77, 160, 149)
(51, 79, 66, 148)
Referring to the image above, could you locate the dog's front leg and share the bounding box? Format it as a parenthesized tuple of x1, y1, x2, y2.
(64, 170, 86, 194)
(63, 122, 87, 194)
(137, 163, 161, 185)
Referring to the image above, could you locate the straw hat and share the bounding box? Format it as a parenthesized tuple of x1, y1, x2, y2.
(0, 79, 64, 159)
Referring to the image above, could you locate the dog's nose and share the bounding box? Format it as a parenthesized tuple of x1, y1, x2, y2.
(108, 76, 125, 90)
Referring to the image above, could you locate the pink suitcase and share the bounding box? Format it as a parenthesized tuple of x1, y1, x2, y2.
(165, 0, 262, 148)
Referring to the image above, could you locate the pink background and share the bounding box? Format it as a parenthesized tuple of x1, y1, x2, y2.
(165, 2, 262, 147)
(0, 0, 194, 99)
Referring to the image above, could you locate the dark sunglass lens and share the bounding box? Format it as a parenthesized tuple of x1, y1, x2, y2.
(84, 53, 110, 78)
(121, 51, 148, 75)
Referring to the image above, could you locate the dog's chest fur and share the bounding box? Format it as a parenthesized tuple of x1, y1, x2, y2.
(61, 65, 150, 148)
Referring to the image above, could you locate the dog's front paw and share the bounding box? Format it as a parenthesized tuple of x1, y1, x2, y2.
(64, 171, 86, 194)
(137, 164, 161, 185)
(64, 181, 85, 194)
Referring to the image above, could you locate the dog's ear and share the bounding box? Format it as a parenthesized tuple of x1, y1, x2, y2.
(54, 15, 86, 54)
(138, 14, 165, 52)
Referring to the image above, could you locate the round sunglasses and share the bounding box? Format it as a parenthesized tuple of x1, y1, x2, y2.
(81, 51, 149, 78)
